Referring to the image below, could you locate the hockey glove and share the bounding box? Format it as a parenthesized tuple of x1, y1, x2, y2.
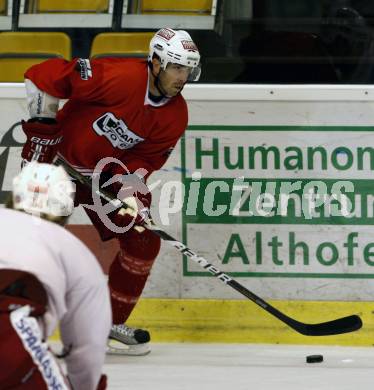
(111, 174, 152, 229)
(21, 118, 63, 164)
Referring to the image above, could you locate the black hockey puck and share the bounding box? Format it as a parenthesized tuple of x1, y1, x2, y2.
(306, 354, 323, 363)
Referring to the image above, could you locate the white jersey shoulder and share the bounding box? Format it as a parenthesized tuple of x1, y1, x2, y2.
(0, 209, 111, 390)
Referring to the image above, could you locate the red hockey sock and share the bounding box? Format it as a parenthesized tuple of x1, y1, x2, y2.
(108, 228, 161, 324)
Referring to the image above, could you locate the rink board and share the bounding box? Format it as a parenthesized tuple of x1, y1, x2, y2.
(51, 297, 373, 346)
(2, 84, 374, 346)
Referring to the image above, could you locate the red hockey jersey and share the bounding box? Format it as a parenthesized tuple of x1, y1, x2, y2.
(25, 58, 188, 177)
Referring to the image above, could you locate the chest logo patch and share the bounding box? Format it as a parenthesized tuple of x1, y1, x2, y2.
(93, 112, 144, 150)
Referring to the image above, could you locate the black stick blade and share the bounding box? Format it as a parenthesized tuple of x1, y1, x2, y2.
(295, 315, 362, 336)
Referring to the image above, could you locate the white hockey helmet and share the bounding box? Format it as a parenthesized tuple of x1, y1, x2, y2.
(12, 162, 75, 217)
(149, 28, 201, 81)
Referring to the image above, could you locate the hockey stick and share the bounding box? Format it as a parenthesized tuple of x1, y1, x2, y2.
(55, 158, 362, 336)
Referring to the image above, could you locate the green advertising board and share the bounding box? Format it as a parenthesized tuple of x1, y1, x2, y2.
(181, 125, 374, 279)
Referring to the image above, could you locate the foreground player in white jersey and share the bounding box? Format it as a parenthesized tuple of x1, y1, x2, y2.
(0, 162, 111, 389)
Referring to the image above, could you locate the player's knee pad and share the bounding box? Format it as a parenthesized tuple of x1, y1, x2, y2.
(109, 229, 160, 323)
(118, 228, 161, 264)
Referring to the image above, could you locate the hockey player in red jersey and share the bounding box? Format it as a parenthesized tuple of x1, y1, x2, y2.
(20, 28, 201, 355)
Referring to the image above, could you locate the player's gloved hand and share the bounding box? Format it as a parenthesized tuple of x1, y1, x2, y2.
(96, 374, 107, 390)
(111, 173, 152, 229)
(21, 117, 63, 164)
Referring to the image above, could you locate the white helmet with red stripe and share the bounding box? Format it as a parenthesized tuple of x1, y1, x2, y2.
(12, 161, 75, 217)
(149, 28, 201, 81)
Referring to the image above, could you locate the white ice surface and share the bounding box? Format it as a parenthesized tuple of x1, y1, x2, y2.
(103, 343, 374, 390)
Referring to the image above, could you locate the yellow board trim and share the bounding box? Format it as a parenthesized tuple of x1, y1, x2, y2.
(51, 298, 373, 346)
